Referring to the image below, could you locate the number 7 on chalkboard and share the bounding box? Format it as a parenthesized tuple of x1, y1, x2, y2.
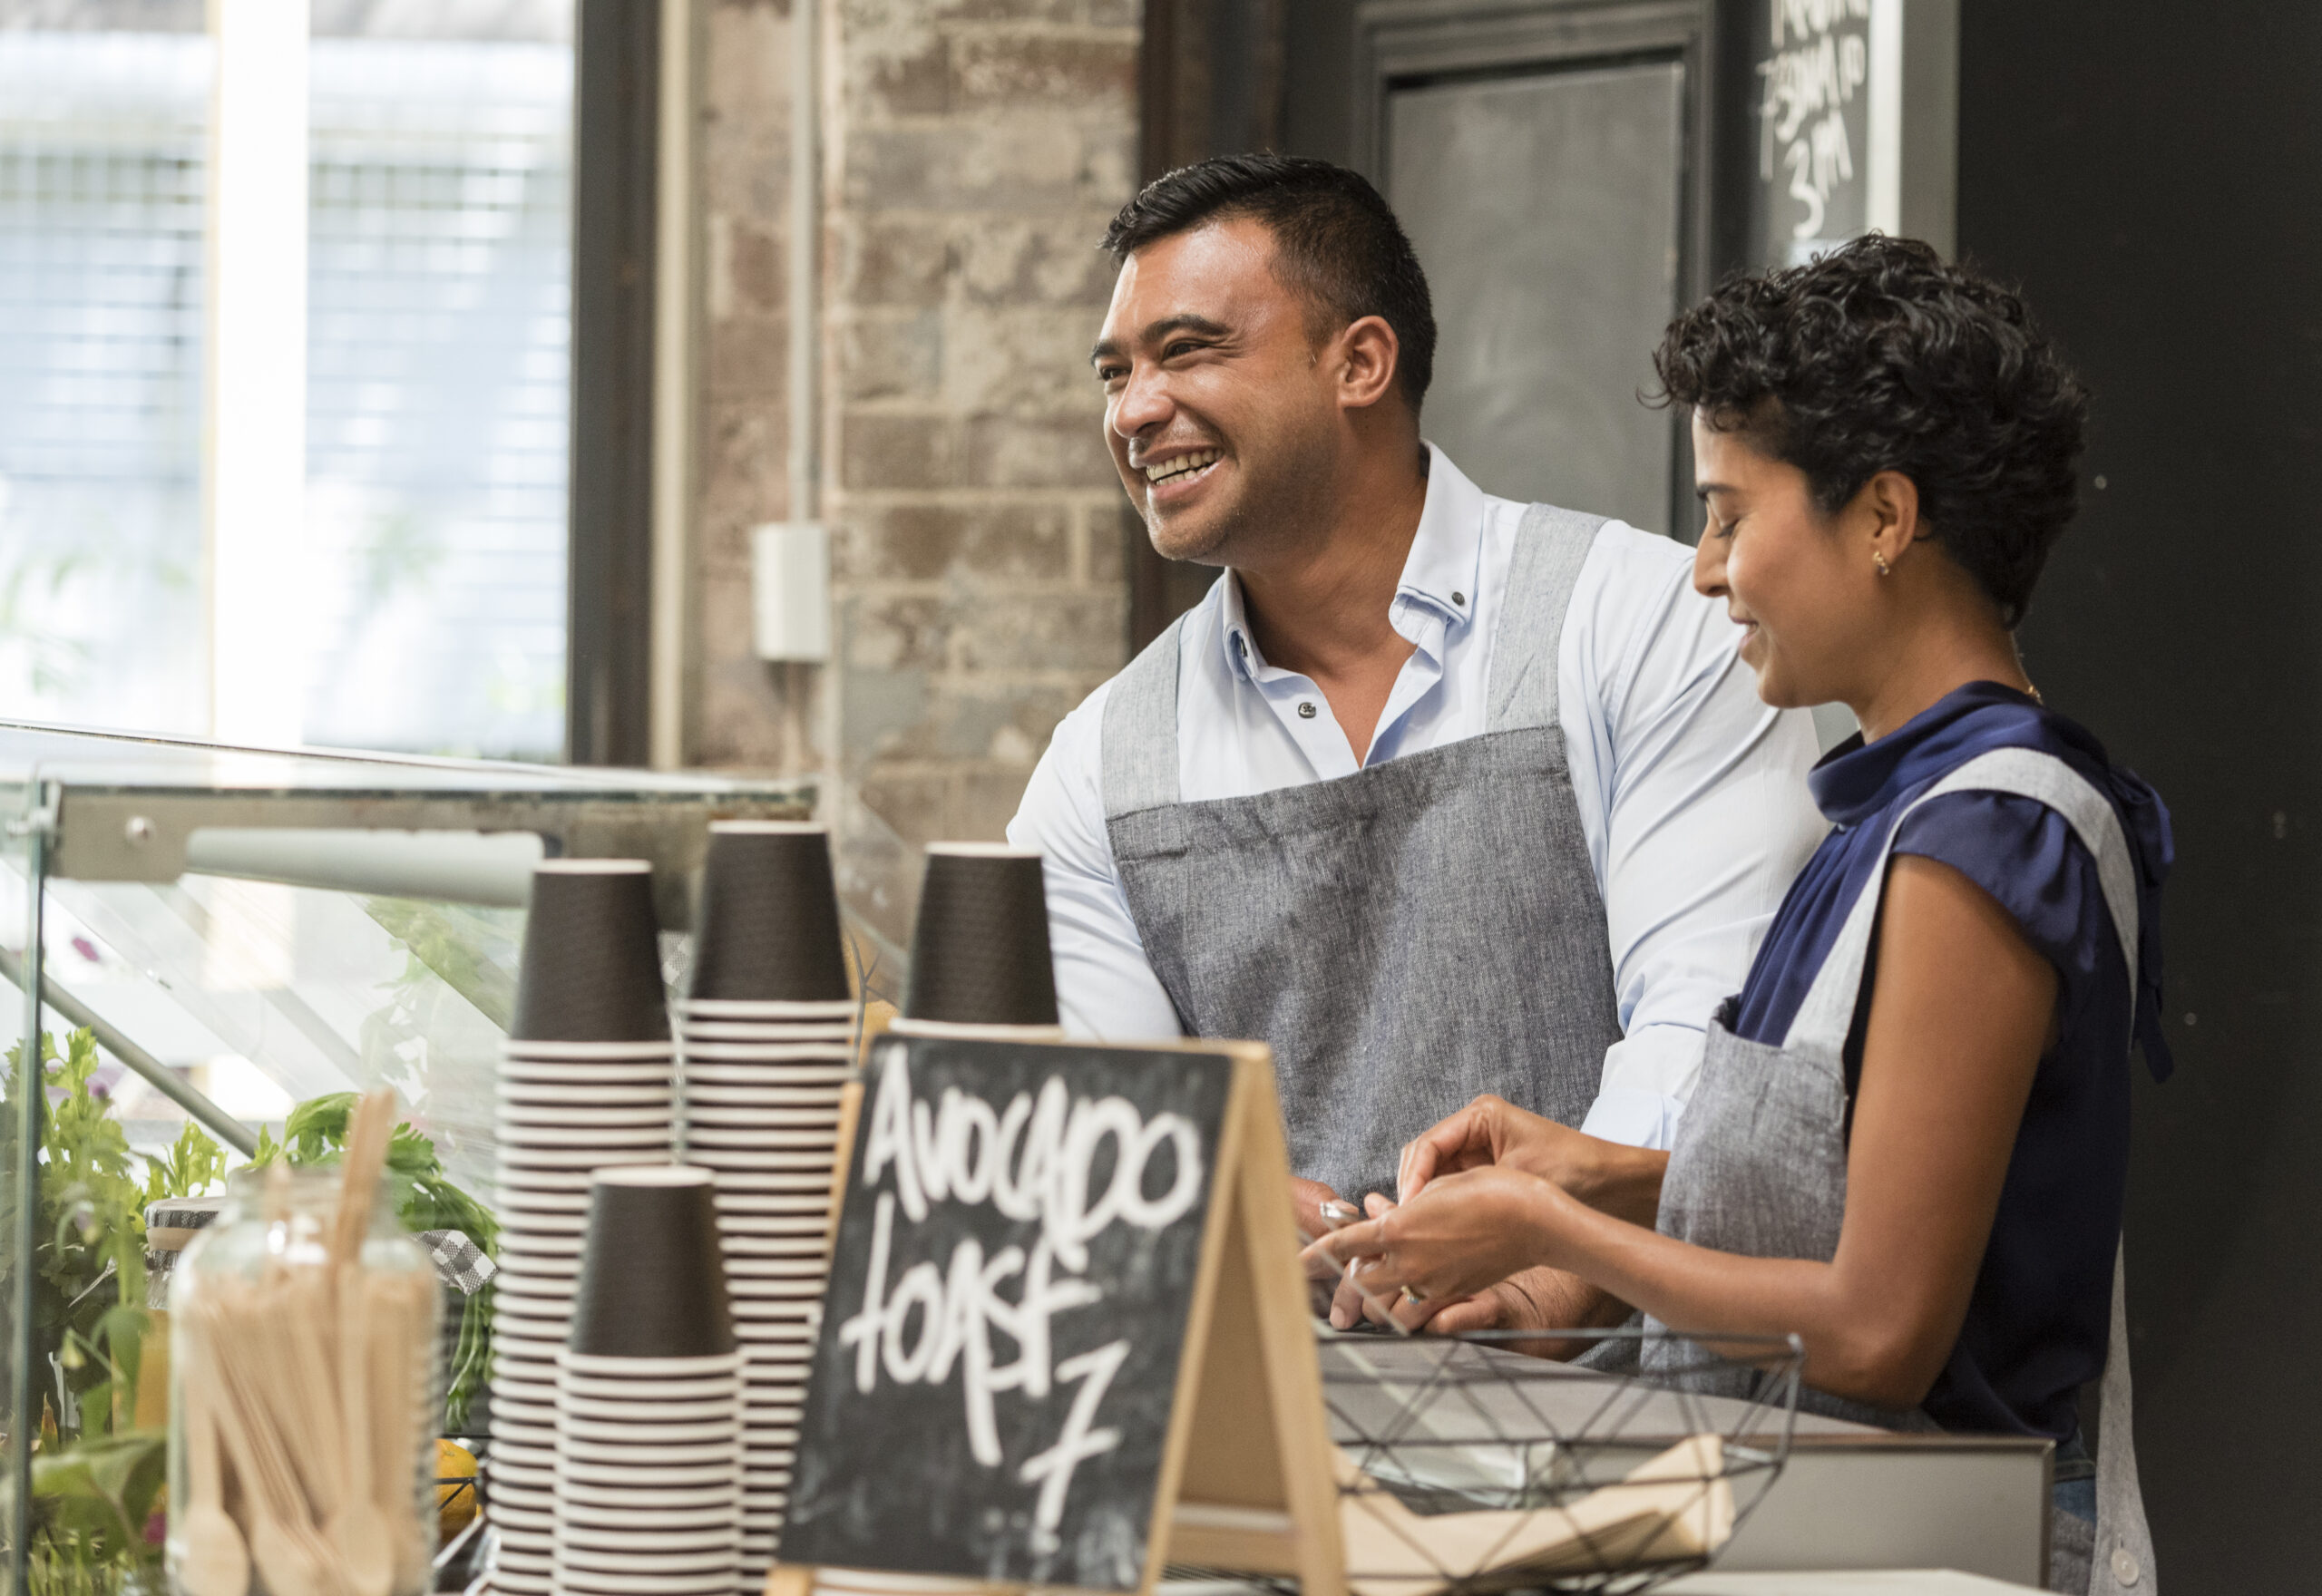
(774, 1035, 1344, 1596)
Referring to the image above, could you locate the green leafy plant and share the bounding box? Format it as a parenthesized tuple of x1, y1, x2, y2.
(0, 1029, 502, 1591)
(23, 1429, 167, 1586)
(139, 1123, 226, 1212)
(3, 1029, 153, 1437)
(0, 1028, 206, 1588)
(252, 1092, 499, 1428)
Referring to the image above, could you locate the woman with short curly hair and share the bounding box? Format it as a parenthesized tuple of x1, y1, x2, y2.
(1310, 237, 2171, 1595)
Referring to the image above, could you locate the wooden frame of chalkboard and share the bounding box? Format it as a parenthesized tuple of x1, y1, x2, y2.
(770, 1034, 1343, 1596)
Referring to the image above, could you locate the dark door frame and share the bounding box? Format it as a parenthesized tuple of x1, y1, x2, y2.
(566, 0, 660, 765)
(1127, 0, 1290, 652)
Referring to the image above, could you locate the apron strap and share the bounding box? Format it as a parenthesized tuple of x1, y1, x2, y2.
(1098, 611, 1189, 818)
(2089, 1236, 2158, 1594)
(1782, 745, 2143, 1060)
(1484, 503, 1606, 734)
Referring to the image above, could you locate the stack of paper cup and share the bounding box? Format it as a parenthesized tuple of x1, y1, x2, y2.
(677, 821, 855, 1579)
(803, 845, 1061, 1596)
(552, 1166, 744, 1596)
(491, 860, 677, 1596)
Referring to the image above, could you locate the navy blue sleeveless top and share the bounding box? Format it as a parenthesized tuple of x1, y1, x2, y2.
(1730, 682, 2174, 1441)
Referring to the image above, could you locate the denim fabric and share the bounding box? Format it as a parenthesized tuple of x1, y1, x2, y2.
(2056, 1433, 2100, 1523)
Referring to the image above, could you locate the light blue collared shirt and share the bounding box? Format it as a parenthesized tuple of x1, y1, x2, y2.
(1009, 447, 1828, 1150)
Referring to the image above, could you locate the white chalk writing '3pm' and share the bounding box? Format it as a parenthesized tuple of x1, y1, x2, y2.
(1756, 0, 1867, 238)
(837, 1052, 1207, 1547)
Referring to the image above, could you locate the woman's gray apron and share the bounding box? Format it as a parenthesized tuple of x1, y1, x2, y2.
(1098, 503, 1624, 1202)
(1644, 746, 2157, 1595)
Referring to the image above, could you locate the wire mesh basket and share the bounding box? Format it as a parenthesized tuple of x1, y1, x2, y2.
(1308, 1325, 1803, 1596)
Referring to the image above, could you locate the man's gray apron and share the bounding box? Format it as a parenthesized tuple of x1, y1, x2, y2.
(1099, 503, 1624, 1202)
(1643, 746, 2157, 1595)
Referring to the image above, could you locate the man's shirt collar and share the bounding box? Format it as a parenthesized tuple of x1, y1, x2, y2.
(1217, 443, 1487, 682)
(1395, 443, 1488, 634)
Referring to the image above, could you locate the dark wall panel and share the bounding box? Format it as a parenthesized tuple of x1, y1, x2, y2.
(1282, 0, 1358, 163)
(1958, 5, 2322, 1589)
(1129, 0, 1292, 649)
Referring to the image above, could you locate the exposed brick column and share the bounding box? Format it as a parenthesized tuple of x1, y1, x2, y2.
(827, 0, 1137, 845)
(697, 0, 812, 771)
(691, 0, 1137, 876)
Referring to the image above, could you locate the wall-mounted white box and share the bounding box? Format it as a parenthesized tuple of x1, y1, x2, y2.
(752, 521, 832, 662)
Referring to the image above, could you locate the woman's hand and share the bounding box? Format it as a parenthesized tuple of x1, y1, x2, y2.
(1330, 1244, 1635, 1355)
(1302, 1165, 1575, 1309)
(1324, 1192, 1435, 1331)
(1400, 1095, 1668, 1226)
(1398, 1094, 1565, 1197)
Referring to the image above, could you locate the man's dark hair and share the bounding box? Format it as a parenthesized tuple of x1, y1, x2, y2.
(1654, 235, 2088, 629)
(1101, 153, 1438, 412)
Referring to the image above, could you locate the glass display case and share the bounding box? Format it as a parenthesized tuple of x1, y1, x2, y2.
(0, 719, 834, 1593)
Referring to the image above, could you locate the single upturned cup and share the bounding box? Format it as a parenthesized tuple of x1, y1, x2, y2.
(902, 843, 1059, 1028)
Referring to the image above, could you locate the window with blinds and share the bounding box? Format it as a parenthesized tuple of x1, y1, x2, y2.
(305, 21, 571, 760)
(0, 25, 210, 735)
(0, 1, 573, 760)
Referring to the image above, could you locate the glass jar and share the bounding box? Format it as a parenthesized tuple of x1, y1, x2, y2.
(166, 1166, 442, 1596)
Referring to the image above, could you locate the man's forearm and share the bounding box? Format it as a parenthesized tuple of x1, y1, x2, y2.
(1508, 1264, 1635, 1332)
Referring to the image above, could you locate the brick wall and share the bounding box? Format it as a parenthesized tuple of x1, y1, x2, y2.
(696, 0, 806, 771)
(692, 0, 1137, 914)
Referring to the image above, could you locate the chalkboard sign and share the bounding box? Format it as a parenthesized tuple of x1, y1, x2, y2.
(781, 1035, 1241, 1590)
(1748, 0, 1874, 267)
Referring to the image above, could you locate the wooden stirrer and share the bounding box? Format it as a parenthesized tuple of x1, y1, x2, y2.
(175, 1323, 251, 1596)
(328, 1089, 399, 1596)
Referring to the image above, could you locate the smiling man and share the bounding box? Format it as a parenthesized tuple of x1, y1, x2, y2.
(1006, 154, 1828, 1341)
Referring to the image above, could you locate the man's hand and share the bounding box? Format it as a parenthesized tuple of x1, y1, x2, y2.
(1326, 1249, 1634, 1354)
(1417, 1266, 1634, 1360)
(1292, 1176, 1353, 1257)
(1293, 1176, 1359, 1318)
(1400, 1095, 1668, 1226)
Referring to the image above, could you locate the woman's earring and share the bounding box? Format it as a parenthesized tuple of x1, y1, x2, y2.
(1873, 550, 1892, 577)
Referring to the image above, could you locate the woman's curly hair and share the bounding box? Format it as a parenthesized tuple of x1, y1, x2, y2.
(1653, 236, 2088, 629)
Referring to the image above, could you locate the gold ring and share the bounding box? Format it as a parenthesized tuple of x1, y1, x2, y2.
(1400, 1284, 1428, 1306)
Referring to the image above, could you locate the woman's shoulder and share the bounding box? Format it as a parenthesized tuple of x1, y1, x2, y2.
(1898, 770, 2164, 1034)
(1893, 788, 2102, 939)
(1900, 692, 2175, 1076)
(1888, 690, 2166, 854)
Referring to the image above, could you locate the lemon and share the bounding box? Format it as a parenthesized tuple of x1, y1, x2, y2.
(437, 1438, 480, 1539)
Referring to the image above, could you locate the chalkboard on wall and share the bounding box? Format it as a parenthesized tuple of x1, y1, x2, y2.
(1749, 0, 1873, 266)
(780, 1036, 1242, 1590)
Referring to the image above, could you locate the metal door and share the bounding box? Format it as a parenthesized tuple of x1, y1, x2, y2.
(1384, 59, 1688, 534)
